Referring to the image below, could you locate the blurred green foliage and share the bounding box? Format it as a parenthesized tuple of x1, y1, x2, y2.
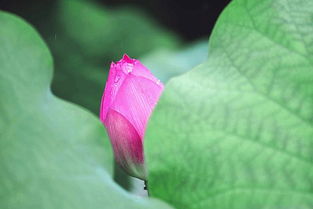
(142, 40, 208, 82)
(41, 0, 181, 114)
(38, 0, 209, 116)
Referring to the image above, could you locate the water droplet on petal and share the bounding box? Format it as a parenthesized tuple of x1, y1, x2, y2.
(124, 63, 133, 73)
(156, 79, 161, 85)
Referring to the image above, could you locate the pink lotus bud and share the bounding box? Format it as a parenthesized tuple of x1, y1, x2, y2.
(100, 54, 164, 180)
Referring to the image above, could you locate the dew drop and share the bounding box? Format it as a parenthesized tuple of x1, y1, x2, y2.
(124, 63, 133, 73)
(156, 79, 161, 85)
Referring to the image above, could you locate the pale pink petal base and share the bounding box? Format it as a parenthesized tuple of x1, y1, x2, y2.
(105, 109, 146, 180)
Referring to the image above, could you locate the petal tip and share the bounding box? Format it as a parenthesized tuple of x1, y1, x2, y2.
(121, 54, 134, 63)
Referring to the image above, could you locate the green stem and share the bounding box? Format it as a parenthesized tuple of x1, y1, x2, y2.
(144, 180, 149, 196)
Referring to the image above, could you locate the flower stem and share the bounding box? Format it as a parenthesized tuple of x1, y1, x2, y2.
(144, 180, 149, 196)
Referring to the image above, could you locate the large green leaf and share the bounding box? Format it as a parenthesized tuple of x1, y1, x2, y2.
(145, 0, 313, 208)
(0, 11, 172, 209)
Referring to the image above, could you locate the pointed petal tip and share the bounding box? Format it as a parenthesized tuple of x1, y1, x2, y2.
(123, 53, 131, 59)
(121, 54, 133, 63)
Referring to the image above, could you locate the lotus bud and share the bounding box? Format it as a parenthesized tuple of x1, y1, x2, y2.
(100, 54, 164, 180)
